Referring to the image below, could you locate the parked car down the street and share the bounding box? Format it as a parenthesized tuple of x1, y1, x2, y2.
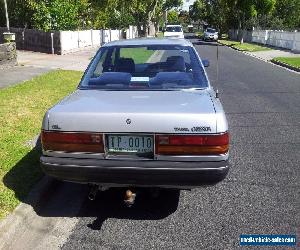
(163, 25, 185, 39)
(40, 38, 229, 190)
(203, 28, 218, 41)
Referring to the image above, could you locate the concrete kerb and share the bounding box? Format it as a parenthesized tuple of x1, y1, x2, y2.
(0, 176, 58, 247)
(0, 135, 60, 245)
(218, 42, 300, 75)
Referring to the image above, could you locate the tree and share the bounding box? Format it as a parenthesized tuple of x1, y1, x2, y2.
(90, 0, 134, 29)
(123, 0, 182, 37)
(92, 0, 157, 36)
(0, 0, 184, 34)
(0, 0, 36, 29)
(225, 0, 276, 42)
(32, 0, 91, 31)
(163, 0, 183, 10)
(167, 10, 179, 23)
(0, 0, 91, 31)
(205, 0, 229, 33)
(189, 0, 207, 25)
(178, 10, 191, 25)
(273, 0, 300, 29)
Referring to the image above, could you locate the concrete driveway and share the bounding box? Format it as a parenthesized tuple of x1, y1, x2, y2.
(0, 66, 50, 89)
(17, 48, 99, 71)
(0, 47, 99, 89)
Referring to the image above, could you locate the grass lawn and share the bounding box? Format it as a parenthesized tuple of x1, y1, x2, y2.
(195, 31, 204, 38)
(218, 39, 272, 52)
(0, 70, 82, 219)
(272, 57, 300, 68)
(120, 47, 155, 64)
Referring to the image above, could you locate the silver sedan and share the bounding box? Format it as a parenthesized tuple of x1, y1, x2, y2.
(40, 38, 229, 190)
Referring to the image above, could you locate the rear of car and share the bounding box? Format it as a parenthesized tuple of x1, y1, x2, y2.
(40, 39, 229, 189)
(164, 25, 184, 39)
(204, 28, 218, 41)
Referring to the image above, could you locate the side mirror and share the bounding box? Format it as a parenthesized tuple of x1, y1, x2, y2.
(202, 59, 209, 67)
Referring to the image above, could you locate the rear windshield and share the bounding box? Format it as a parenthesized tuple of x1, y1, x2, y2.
(80, 45, 208, 90)
(206, 28, 216, 33)
(166, 26, 183, 32)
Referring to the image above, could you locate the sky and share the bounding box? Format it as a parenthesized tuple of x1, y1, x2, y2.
(182, 0, 196, 11)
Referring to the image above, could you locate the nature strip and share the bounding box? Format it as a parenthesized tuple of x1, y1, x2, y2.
(270, 59, 300, 73)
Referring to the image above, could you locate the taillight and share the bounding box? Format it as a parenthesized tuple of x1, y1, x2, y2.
(41, 131, 104, 153)
(155, 133, 229, 155)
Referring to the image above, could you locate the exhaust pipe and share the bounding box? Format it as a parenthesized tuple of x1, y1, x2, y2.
(88, 185, 99, 201)
(124, 189, 136, 207)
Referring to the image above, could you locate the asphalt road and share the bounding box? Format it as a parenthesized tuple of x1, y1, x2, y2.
(2, 36, 299, 250)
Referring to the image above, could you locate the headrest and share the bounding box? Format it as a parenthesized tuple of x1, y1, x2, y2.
(115, 58, 135, 73)
(166, 56, 186, 72)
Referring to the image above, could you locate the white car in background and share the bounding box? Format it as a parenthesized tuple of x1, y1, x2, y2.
(164, 25, 184, 39)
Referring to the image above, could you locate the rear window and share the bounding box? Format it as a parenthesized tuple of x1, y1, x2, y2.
(166, 26, 183, 32)
(80, 45, 208, 90)
(206, 28, 216, 33)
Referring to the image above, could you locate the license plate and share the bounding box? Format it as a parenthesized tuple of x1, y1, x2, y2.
(107, 135, 153, 153)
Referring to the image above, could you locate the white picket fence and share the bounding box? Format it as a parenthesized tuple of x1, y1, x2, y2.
(229, 29, 300, 53)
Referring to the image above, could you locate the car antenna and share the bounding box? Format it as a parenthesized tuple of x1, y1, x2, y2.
(215, 41, 219, 99)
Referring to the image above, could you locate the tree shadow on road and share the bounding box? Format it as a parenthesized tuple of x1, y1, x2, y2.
(192, 40, 220, 47)
(184, 34, 198, 39)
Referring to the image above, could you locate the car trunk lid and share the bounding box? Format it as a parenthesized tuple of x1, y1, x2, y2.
(47, 89, 217, 134)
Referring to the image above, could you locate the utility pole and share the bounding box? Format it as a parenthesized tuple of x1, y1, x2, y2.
(3, 0, 15, 43)
(3, 0, 10, 32)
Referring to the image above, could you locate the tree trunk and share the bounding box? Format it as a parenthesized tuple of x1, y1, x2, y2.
(147, 12, 151, 37)
(137, 23, 142, 37)
(142, 22, 147, 37)
(239, 12, 246, 44)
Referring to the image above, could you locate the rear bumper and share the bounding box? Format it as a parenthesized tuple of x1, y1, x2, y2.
(40, 156, 229, 188)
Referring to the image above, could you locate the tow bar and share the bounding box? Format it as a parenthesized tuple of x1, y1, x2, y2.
(88, 185, 109, 201)
(88, 185, 99, 201)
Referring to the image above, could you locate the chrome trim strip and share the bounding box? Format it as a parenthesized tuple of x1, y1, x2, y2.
(43, 150, 105, 159)
(155, 154, 229, 162)
(42, 130, 228, 136)
(43, 150, 228, 162)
